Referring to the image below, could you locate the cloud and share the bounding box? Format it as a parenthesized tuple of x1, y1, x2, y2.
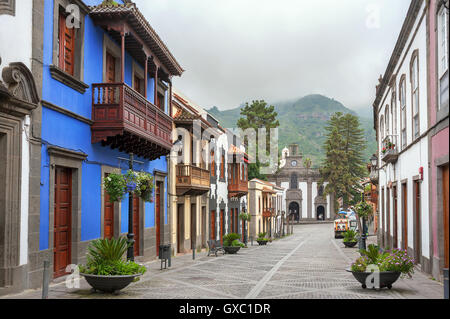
(135, 0, 410, 110)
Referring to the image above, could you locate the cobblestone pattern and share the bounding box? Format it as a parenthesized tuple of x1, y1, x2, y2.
(1, 224, 444, 299)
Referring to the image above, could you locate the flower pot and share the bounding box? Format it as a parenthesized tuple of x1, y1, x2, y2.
(223, 246, 241, 254)
(257, 240, 268, 246)
(81, 273, 142, 294)
(347, 270, 401, 289)
(343, 241, 358, 248)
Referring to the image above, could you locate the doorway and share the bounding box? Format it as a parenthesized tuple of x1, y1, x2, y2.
(155, 182, 162, 256)
(133, 195, 140, 257)
(104, 173, 114, 240)
(402, 183, 408, 251)
(443, 165, 449, 269)
(54, 167, 72, 278)
(393, 186, 398, 248)
(202, 207, 206, 248)
(289, 202, 300, 222)
(210, 210, 216, 241)
(177, 204, 184, 253)
(220, 210, 224, 244)
(191, 204, 196, 250)
(414, 181, 421, 264)
(316, 206, 325, 221)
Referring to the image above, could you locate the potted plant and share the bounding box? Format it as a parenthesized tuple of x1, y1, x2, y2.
(348, 244, 415, 290)
(104, 170, 154, 203)
(223, 233, 244, 254)
(343, 229, 358, 248)
(256, 232, 269, 246)
(79, 237, 147, 295)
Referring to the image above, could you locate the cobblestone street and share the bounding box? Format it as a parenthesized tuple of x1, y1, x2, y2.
(3, 224, 444, 299)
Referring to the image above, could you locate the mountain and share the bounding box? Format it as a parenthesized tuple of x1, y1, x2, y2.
(207, 94, 377, 168)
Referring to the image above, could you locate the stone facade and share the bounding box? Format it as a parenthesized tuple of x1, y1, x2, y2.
(267, 144, 334, 222)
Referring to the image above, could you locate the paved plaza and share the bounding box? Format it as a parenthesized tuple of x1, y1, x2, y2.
(2, 224, 444, 299)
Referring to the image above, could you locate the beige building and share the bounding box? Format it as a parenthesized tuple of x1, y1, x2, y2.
(248, 179, 285, 239)
(169, 90, 212, 255)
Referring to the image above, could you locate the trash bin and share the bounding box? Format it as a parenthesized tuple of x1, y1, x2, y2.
(159, 244, 171, 270)
(444, 268, 449, 300)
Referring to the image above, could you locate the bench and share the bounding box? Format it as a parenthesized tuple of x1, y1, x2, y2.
(207, 240, 225, 257)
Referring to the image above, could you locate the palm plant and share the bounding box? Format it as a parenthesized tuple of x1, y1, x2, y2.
(87, 237, 130, 265)
(343, 229, 358, 243)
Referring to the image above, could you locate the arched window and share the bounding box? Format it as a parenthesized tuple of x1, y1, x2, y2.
(210, 151, 215, 177)
(290, 173, 298, 189)
(380, 115, 385, 142)
(399, 76, 407, 149)
(391, 88, 397, 135)
(385, 105, 390, 137)
(318, 185, 324, 196)
(437, 5, 449, 110)
(410, 52, 420, 139)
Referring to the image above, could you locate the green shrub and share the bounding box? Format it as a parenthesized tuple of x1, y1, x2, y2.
(343, 229, 358, 243)
(223, 233, 242, 247)
(79, 237, 146, 277)
(257, 232, 267, 240)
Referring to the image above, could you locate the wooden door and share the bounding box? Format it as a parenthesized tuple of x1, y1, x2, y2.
(386, 188, 391, 248)
(133, 195, 140, 256)
(105, 52, 116, 103)
(220, 210, 224, 244)
(54, 167, 72, 278)
(177, 204, 184, 253)
(155, 182, 161, 256)
(104, 173, 114, 240)
(202, 207, 206, 247)
(402, 183, 408, 251)
(134, 74, 142, 95)
(230, 209, 234, 234)
(414, 181, 421, 264)
(393, 186, 398, 248)
(210, 210, 216, 241)
(443, 165, 449, 268)
(59, 13, 75, 75)
(191, 204, 196, 250)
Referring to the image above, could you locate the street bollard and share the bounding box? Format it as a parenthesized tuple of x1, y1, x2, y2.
(169, 250, 172, 268)
(251, 236, 253, 246)
(193, 241, 196, 260)
(444, 268, 449, 300)
(42, 260, 50, 299)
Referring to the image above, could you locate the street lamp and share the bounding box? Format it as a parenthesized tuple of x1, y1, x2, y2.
(242, 202, 248, 246)
(369, 154, 379, 185)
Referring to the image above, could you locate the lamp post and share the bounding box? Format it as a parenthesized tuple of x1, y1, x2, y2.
(117, 153, 143, 261)
(242, 203, 248, 246)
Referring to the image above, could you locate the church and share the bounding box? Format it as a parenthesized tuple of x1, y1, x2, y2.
(267, 144, 335, 221)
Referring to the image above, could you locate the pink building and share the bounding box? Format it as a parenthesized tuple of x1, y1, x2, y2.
(427, 0, 449, 282)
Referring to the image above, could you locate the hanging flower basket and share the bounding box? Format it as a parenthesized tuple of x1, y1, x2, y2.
(104, 170, 154, 203)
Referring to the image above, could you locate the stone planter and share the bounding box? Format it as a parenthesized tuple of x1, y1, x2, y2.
(347, 270, 401, 289)
(257, 240, 268, 246)
(343, 241, 358, 248)
(81, 273, 142, 294)
(223, 246, 241, 254)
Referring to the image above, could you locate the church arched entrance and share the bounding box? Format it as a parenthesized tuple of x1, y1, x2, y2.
(317, 206, 325, 221)
(289, 202, 300, 222)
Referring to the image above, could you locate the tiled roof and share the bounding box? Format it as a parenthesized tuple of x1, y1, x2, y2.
(89, 2, 184, 76)
(173, 108, 199, 121)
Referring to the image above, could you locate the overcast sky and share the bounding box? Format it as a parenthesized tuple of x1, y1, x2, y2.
(135, 0, 411, 112)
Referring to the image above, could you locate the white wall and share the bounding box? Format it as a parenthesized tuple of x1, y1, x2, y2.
(311, 182, 318, 218)
(0, 0, 33, 73)
(299, 182, 307, 218)
(377, 1, 430, 259)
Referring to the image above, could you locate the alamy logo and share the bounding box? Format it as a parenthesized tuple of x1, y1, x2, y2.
(65, 264, 81, 289)
(365, 4, 381, 29)
(365, 264, 381, 289)
(65, 4, 80, 29)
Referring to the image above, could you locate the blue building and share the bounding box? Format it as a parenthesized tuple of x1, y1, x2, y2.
(37, 0, 183, 280)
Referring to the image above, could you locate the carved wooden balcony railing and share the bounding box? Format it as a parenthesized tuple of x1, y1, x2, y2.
(176, 164, 210, 196)
(91, 83, 173, 160)
(228, 180, 248, 198)
(381, 135, 399, 164)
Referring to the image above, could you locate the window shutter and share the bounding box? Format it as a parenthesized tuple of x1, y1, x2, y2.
(59, 12, 75, 76)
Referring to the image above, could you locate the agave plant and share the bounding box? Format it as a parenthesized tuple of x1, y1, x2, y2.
(223, 233, 241, 247)
(86, 237, 130, 265)
(343, 229, 358, 243)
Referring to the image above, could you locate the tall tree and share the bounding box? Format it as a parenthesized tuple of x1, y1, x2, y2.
(319, 112, 367, 210)
(237, 100, 279, 180)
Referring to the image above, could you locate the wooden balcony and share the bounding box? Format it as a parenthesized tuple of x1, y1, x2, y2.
(176, 164, 210, 196)
(381, 135, 399, 164)
(91, 83, 173, 160)
(228, 180, 248, 198)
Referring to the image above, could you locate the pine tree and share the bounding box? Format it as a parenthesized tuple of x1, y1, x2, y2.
(319, 112, 367, 210)
(237, 100, 280, 180)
